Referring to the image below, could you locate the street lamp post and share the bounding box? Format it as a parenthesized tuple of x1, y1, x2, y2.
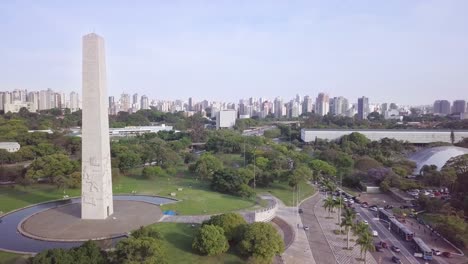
(253, 147, 256, 190)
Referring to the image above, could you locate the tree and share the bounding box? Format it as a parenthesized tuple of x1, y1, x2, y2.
(451, 130, 455, 144)
(30, 248, 74, 264)
(238, 222, 284, 263)
(115, 237, 167, 264)
(288, 165, 311, 189)
(131, 226, 163, 240)
(211, 168, 255, 198)
(355, 231, 375, 263)
(309, 160, 337, 180)
(323, 196, 335, 217)
(142, 166, 166, 179)
(25, 154, 79, 185)
(192, 225, 229, 256)
(203, 213, 247, 242)
(71, 241, 108, 264)
(194, 153, 223, 180)
(340, 207, 356, 249)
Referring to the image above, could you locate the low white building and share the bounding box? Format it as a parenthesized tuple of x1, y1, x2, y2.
(216, 109, 237, 129)
(384, 109, 403, 121)
(109, 125, 173, 136)
(301, 129, 468, 144)
(0, 142, 21, 152)
(3, 101, 37, 113)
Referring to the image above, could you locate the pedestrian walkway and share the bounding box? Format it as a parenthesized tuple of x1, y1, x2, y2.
(270, 195, 317, 264)
(314, 194, 377, 264)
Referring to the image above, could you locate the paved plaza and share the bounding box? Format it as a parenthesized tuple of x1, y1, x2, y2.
(20, 200, 163, 241)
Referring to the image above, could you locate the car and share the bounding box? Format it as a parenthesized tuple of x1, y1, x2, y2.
(391, 256, 402, 263)
(375, 245, 383, 252)
(391, 245, 401, 253)
(372, 230, 378, 237)
(442, 252, 452, 258)
(363, 220, 369, 225)
(379, 241, 388, 248)
(369, 207, 378, 212)
(303, 226, 309, 231)
(298, 208, 303, 214)
(361, 204, 369, 208)
(432, 249, 441, 256)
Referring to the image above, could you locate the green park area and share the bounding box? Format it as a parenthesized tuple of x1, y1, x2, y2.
(255, 181, 315, 206)
(0, 251, 27, 264)
(151, 223, 244, 264)
(0, 172, 257, 215)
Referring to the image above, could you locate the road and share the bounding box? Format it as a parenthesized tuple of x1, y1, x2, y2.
(356, 206, 446, 264)
(357, 206, 418, 264)
(300, 194, 337, 264)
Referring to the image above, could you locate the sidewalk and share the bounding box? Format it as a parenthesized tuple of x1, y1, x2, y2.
(271, 195, 317, 264)
(314, 194, 377, 264)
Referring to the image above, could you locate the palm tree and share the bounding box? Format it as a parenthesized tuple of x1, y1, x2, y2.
(334, 196, 344, 228)
(323, 196, 335, 217)
(355, 231, 375, 263)
(340, 207, 356, 249)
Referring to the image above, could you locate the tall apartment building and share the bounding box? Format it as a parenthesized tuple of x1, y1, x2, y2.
(69, 92, 80, 112)
(274, 97, 283, 118)
(452, 100, 467, 114)
(302, 95, 313, 114)
(433, 100, 451, 115)
(120, 93, 130, 112)
(330, 96, 349, 116)
(315, 93, 329, 116)
(357, 96, 369, 120)
(141, 95, 149, 110)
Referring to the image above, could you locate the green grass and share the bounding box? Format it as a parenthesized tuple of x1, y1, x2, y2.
(255, 181, 315, 206)
(0, 251, 28, 264)
(150, 223, 245, 264)
(0, 168, 256, 215)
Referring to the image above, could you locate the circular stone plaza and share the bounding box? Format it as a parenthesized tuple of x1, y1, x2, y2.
(19, 200, 163, 242)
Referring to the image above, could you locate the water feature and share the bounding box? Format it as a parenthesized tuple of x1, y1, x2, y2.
(0, 195, 176, 254)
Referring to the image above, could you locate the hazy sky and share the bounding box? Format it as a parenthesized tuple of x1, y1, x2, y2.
(1, 1, 467, 105)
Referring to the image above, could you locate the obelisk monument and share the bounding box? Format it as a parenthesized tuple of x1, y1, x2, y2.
(81, 33, 113, 219)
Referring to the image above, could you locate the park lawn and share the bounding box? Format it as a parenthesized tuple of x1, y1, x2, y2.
(0, 185, 80, 213)
(150, 223, 245, 264)
(255, 181, 315, 206)
(115, 174, 256, 215)
(0, 251, 28, 264)
(0, 170, 256, 215)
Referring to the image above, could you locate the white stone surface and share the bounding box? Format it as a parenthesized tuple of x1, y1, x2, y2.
(81, 33, 113, 219)
(301, 129, 468, 144)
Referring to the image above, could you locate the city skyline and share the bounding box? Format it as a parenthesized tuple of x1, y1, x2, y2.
(1, 1, 468, 104)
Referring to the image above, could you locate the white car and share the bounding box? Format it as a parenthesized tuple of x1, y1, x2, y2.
(363, 220, 369, 225)
(372, 230, 378, 237)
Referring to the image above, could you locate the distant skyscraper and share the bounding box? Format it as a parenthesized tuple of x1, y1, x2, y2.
(70, 92, 80, 112)
(141, 95, 149, 110)
(433, 100, 451, 115)
(357, 96, 369, 120)
(274, 97, 283, 118)
(452, 100, 467, 114)
(315, 93, 329, 116)
(120, 93, 130, 112)
(188, 97, 193, 111)
(330, 96, 349, 116)
(302, 95, 313, 114)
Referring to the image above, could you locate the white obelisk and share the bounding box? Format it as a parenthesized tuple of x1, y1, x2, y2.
(81, 33, 113, 219)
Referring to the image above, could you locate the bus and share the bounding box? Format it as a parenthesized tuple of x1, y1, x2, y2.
(390, 218, 414, 241)
(378, 208, 395, 221)
(413, 237, 433, 261)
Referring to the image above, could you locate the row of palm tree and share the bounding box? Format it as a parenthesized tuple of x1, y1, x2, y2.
(323, 198, 375, 263)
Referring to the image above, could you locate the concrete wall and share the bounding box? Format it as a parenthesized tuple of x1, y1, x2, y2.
(254, 199, 278, 222)
(301, 129, 468, 144)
